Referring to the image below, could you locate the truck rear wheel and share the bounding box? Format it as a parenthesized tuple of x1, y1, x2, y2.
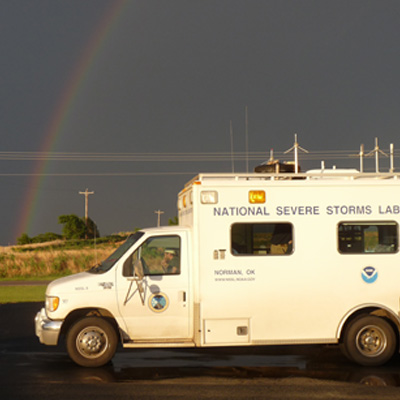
(343, 315, 396, 366)
(66, 317, 118, 367)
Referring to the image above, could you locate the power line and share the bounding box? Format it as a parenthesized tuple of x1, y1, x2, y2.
(1, 146, 400, 175)
(0, 151, 271, 162)
(1, 148, 399, 162)
(0, 149, 397, 160)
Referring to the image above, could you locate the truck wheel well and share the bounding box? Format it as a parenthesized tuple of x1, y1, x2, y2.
(60, 308, 120, 340)
(340, 307, 400, 346)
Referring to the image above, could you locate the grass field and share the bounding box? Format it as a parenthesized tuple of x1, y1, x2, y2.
(0, 285, 46, 304)
(0, 237, 128, 303)
(0, 239, 123, 279)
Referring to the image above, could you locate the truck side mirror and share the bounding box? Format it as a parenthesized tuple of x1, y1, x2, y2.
(122, 255, 133, 277)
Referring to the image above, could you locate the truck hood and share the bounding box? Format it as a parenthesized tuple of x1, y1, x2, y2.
(46, 272, 103, 295)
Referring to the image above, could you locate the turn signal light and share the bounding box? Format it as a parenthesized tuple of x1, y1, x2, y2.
(46, 296, 60, 312)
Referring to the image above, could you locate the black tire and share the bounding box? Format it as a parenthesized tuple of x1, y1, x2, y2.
(66, 317, 118, 367)
(343, 315, 397, 366)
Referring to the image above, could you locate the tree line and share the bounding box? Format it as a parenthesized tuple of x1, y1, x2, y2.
(17, 214, 100, 245)
(17, 214, 178, 245)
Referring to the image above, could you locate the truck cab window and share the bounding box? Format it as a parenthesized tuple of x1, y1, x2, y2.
(91, 231, 144, 274)
(231, 223, 293, 256)
(127, 235, 181, 276)
(338, 222, 398, 254)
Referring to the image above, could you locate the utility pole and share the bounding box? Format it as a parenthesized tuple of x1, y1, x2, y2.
(79, 189, 94, 237)
(154, 209, 164, 227)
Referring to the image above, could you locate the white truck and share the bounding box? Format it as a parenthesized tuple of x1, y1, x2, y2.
(36, 169, 400, 367)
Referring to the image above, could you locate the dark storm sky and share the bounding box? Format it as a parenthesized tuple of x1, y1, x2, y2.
(1, 0, 400, 245)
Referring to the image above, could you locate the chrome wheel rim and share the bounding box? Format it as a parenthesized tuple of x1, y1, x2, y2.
(356, 325, 387, 357)
(76, 326, 109, 359)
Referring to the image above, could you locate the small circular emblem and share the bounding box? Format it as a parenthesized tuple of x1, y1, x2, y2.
(362, 266, 378, 284)
(149, 293, 169, 313)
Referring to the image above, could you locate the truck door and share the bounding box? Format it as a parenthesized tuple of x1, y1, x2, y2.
(116, 233, 191, 341)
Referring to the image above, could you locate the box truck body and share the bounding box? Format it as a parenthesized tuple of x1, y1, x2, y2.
(36, 171, 400, 367)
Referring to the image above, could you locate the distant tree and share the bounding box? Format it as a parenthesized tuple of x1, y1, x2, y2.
(58, 214, 87, 240)
(32, 232, 63, 243)
(58, 214, 100, 240)
(17, 232, 63, 245)
(168, 216, 179, 226)
(17, 233, 32, 245)
(86, 217, 100, 239)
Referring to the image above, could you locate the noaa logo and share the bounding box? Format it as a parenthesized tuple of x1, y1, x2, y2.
(361, 266, 378, 284)
(149, 293, 169, 313)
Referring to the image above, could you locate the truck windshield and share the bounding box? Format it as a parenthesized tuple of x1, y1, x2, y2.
(88, 231, 144, 274)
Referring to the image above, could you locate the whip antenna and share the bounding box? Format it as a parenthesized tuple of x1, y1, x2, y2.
(230, 120, 235, 173)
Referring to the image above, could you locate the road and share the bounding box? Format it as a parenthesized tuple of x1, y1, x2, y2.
(1, 302, 400, 399)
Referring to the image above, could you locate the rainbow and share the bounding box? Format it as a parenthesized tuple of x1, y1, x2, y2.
(14, 0, 128, 242)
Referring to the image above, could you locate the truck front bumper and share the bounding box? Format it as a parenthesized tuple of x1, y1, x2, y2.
(35, 307, 63, 346)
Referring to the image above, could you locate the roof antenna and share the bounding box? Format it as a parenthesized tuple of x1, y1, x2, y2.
(245, 106, 249, 174)
(268, 149, 280, 173)
(350, 143, 365, 172)
(230, 120, 235, 173)
(284, 133, 309, 174)
(366, 137, 387, 173)
(269, 148, 275, 163)
(359, 144, 364, 173)
(390, 143, 395, 172)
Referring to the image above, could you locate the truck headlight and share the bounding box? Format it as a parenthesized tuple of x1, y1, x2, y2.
(46, 296, 60, 312)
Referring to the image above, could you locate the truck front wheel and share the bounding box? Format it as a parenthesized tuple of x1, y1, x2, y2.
(66, 317, 118, 367)
(343, 315, 396, 366)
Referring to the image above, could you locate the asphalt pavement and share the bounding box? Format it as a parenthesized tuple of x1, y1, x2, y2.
(2, 302, 400, 399)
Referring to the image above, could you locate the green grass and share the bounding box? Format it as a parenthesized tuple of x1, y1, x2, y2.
(0, 285, 46, 303)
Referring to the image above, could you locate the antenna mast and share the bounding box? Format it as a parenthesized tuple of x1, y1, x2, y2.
(245, 106, 249, 173)
(269, 149, 274, 163)
(284, 133, 309, 173)
(390, 143, 395, 172)
(230, 120, 235, 173)
(366, 137, 388, 173)
(359, 144, 364, 173)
